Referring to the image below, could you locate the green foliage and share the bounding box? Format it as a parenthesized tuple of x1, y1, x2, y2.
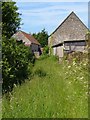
(2, 2, 21, 38)
(32, 29, 48, 47)
(2, 55, 88, 118)
(38, 54, 49, 60)
(43, 45, 49, 55)
(34, 67, 47, 77)
(2, 1, 36, 93)
(2, 36, 35, 93)
(64, 52, 88, 63)
(2, 1, 88, 118)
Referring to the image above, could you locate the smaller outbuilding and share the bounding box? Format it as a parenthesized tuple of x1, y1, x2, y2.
(12, 30, 41, 56)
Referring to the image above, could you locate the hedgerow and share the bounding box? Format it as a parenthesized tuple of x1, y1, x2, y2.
(2, 36, 35, 93)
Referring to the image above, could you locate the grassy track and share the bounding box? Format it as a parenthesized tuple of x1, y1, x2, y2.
(0, 99, 2, 119)
(2, 56, 88, 118)
(0, 84, 2, 119)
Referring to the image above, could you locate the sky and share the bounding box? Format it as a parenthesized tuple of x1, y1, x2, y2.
(16, 2, 89, 35)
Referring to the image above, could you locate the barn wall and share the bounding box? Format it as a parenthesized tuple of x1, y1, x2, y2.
(71, 46, 85, 51)
(53, 46, 64, 57)
(12, 31, 31, 45)
(48, 12, 88, 47)
(53, 47, 56, 55)
(56, 46, 64, 57)
(31, 44, 39, 52)
(48, 36, 51, 46)
(48, 12, 88, 57)
(64, 41, 86, 52)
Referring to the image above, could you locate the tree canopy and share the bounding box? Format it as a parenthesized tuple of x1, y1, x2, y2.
(2, 2, 21, 38)
(2, 2, 35, 93)
(2, 37, 34, 92)
(32, 29, 48, 47)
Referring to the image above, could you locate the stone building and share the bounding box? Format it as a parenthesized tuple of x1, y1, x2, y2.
(48, 11, 89, 58)
(12, 30, 41, 56)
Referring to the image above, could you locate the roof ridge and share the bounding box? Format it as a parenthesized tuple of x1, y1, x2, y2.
(49, 11, 89, 37)
(20, 30, 40, 45)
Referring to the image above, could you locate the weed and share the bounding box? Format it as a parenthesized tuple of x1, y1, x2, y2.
(34, 67, 47, 77)
(2, 54, 88, 118)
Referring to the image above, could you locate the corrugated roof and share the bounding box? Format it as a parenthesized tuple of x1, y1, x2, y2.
(20, 30, 40, 45)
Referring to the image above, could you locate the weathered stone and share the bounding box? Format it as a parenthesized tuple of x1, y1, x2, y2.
(48, 11, 89, 57)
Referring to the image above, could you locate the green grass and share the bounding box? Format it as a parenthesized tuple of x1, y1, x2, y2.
(0, 84, 2, 119)
(2, 55, 88, 118)
(0, 99, 2, 119)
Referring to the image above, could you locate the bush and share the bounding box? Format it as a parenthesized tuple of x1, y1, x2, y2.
(2, 36, 35, 93)
(34, 67, 47, 77)
(43, 45, 49, 55)
(51, 55, 59, 61)
(39, 54, 49, 60)
(64, 51, 88, 63)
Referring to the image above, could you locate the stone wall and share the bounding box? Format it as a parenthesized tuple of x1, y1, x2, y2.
(49, 12, 88, 47)
(13, 31, 31, 45)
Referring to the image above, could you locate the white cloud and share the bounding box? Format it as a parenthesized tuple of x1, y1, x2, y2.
(18, 3, 88, 17)
(17, 2, 88, 34)
(19, 3, 88, 22)
(19, 5, 87, 23)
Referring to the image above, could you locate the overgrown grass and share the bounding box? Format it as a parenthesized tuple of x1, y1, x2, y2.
(2, 55, 88, 118)
(0, 99, 1, 119)
(0, 84, 2, 119)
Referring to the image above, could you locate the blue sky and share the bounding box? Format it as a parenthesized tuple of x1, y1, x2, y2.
(16, 2, 88, 35)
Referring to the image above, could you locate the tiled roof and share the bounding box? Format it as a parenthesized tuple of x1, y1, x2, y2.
(21, 30, 40, 45)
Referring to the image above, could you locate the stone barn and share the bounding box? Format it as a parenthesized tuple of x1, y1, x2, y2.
(12, 30, 41, 56)
(48, 11, 89, 58)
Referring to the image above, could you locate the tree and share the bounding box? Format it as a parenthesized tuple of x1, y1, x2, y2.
(2, 36, 34, 93)
(2, 2, 21, 38)
(32, 29, 48, 47)
(2, 2, 35, 93)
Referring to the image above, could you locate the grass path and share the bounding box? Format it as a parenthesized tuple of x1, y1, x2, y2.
(2, 56, 88, 118)
(0, 99, 2, 119)
(0, 84, 2, 119)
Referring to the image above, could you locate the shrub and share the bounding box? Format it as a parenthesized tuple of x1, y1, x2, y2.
(39, 54, 49, 60)
(43, 45, 49, 55)
(34, 67, 47, 77)
(2, 36, 35, 93)
(50, 55, 59, 61)
(64, 52, 88, 63)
